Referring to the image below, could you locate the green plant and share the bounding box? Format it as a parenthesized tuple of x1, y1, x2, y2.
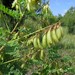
(0, 0, 75, 75)
(0, 4, 20, 19)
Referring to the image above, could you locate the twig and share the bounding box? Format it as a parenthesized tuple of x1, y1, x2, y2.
(0, 49, 40, 65)
(24, 25, 51, 38)
(0, 46, 5, 52)
(10, 13, 24, 34)
(0, 58, 20, 65)
(24, 22, 61, 38)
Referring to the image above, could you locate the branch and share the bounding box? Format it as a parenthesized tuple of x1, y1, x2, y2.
(24, 22, 61, 38)
(24, 25, 51, 38)
(0, 58, 20, 65)
(0, 49, 40, 65)
(0, 46, 5, 52)
(10, 13, 25, 34)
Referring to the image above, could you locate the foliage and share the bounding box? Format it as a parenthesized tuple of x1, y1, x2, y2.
(0, 0, 75, 75)
(61, 7, 75, 34)
(0, 4, 20, 19)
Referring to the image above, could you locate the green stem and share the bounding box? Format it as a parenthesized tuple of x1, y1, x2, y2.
(5, 23, 10, 31)
(24, 24, 53, 38)
(0, 49, 40, 65)
(0, 46, 5, 52)
(10, 13, 24, 34)
(24, 22, 61, 38)
(0, 58, 20, 65)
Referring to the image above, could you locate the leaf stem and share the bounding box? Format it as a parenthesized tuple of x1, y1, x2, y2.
(0, 46, 5, 52)
(10, 13, 24, 34)
(24, 22, 60, 38)
(0, 58, 20, 65)
(0, 49, 40, 65)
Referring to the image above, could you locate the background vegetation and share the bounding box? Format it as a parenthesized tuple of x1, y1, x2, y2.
(0, 0, 75, 75)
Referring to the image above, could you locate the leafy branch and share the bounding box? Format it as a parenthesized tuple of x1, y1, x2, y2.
(24, 22, 61, 38)
(0, 13, 25, 52)
(0, 4, 21, 19)
(0, 49, 40, 65)
(0, 22, 60, 52)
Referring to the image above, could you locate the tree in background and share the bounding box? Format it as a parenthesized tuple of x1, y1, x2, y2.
(61, 7, 75, 34)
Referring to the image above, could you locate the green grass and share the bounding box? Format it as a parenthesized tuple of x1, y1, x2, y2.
(58, 27, 75, 74)
(61, 34, 75, 49)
